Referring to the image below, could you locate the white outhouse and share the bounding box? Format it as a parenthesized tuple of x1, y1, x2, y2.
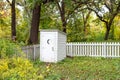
(40, 29, 66, 63)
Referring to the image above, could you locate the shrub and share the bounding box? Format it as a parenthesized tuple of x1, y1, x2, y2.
(0, 39, 22, 58)
(0, 57, 45, 80)
(0, 57, 58, 80)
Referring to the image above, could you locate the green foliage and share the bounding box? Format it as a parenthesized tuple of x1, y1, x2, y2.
(17, 19, 29, 45)
(40, 3, 59, 30)
(0, 57, 42, 80)
(0, 57, 60, 80)
(0, 11, 11, 38)
(0, 39, 21, 58)
(0, 0, 120, 43)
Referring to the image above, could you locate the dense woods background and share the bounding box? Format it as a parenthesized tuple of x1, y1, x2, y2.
(0, 0, 120, 45)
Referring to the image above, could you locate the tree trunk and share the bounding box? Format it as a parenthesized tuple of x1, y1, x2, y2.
(104, 14, 117, 40)
(104, 29, 110, 40)
(57, 0, 67, 33)
(62, 17, 67, 33)
(61, 0, 67, 33)
(28, 4, 41, 44)
(83, 18, 87, 36)
(111, 23, 115, 40)
(11, 0, 16, 41)
(104, 24, 110, 40)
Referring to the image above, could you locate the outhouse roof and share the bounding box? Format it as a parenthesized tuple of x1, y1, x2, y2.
(39, 29, 66, 35)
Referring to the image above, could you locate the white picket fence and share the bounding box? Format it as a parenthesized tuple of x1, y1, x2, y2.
(66, 42, 120, 57)
(22, 42, 120, 60)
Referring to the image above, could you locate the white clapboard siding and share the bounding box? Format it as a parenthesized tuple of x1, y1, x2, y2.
(66, 42, 120, 58)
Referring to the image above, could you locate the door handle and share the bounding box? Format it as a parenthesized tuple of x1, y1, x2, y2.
(52, 47, 54, 51)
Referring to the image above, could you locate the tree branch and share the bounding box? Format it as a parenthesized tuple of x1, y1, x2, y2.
(66, 1, 89, 21)
(117, 1, 120, 12)
(66, 3, 82, 20)
(55, 0, 62, 13)
(6, 0, 12, 6)
(104, 3, 111, 12)
(87, 6, 108, 24)
(85, 10, 92, 21)
(72, 0, 88, 4)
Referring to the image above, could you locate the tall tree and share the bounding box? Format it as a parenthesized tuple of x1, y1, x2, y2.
(87, 0, 120, 40)
(28, 2, 41, 44)
(28, 0, 54, 44)
(6, 0, 16, 41)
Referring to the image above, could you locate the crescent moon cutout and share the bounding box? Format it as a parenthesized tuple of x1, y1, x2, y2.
(47, 39, 50, 44)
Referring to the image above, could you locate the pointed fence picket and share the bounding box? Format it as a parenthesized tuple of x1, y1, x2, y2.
(66, 42, 120, 57)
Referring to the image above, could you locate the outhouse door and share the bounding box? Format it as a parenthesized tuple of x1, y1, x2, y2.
(40, 32, 55, 62)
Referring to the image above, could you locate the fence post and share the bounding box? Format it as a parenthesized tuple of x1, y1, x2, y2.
(104, 43, 106, 58)
(118, 42, 119, 57)
(33, 45, 36, 60)
(26, 46, 28, 59)
(70, 43, 73, 57)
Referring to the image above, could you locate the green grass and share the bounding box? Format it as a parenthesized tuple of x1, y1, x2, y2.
(34, 57, 120, 80)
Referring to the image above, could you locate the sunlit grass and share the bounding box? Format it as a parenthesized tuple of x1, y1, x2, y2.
(34, 57, 120, 80)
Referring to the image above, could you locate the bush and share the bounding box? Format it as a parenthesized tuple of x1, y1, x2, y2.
(0, 39, 22, 58)
(0, 57, 59, 80)
(0, 57, 45, 80)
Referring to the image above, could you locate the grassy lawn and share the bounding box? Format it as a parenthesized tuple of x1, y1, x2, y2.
(34, 57, 120, 80)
